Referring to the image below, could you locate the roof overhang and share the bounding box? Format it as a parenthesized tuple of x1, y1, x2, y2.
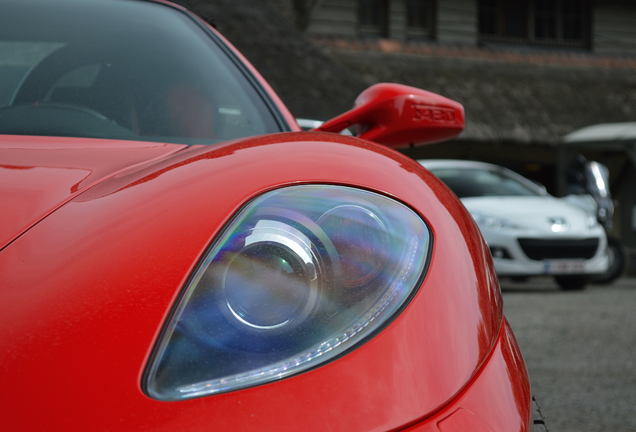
(563, 122, 636, 165)
(564, 122, 636, 148)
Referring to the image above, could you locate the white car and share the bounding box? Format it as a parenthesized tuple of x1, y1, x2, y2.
(419, 160, 609, 290)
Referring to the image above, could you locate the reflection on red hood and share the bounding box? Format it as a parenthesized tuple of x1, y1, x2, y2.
(0, 135, 186, 249)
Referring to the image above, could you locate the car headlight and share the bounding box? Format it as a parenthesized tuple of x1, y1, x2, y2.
(471, 211, 521, 230)
(145, 185, 430, 400)
(586, 215, 600, 229)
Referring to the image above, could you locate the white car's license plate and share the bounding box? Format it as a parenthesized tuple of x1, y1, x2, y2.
(543, 260, 586, 274)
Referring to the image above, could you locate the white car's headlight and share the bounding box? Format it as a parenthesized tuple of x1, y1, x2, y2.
(470, 211, 521, 230)
(145, 185, 430, 400)
(586, 215, 600, 229)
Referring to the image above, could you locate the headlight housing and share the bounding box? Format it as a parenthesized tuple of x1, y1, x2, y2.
(145, 185, 430, 400)
(471, 211, 521, 230)
(586, 214, 600, 229)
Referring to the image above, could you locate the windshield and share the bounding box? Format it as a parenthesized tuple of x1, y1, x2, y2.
(0, 0, 282, 144)
(431, 167, 541, 198)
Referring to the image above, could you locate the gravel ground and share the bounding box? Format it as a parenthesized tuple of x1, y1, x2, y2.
(502, 277, 636, 432)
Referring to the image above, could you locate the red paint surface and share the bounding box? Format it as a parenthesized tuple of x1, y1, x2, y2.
(0, 132, 529, 430)
(403, 321, 531, 432)
(0, 135, 185, 249)
(318, 83, 465, 148)
(0, 2, 530, 429)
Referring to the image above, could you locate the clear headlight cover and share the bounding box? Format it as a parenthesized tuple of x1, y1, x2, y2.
(471, 211, 521, 230)
(145, 185, 430, 400)
(586, 214, 599, 229)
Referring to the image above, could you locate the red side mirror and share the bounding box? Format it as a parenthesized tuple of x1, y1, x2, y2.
(316, 83, 464, 148)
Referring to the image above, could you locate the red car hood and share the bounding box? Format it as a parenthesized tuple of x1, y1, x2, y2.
(0, 131, 508, 431)
(0, 135, 186, 249)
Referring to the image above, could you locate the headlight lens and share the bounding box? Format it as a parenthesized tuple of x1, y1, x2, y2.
(471, 211, 521, 230)
(586, 215, 599, 229)
(145, 185, 430, 400)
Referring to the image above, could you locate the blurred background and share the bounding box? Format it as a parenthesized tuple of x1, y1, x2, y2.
(173, 1, 635, 430)
(176, 0, 636, 277)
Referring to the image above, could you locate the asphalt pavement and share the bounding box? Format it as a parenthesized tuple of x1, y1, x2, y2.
(502, 277, 636, 432)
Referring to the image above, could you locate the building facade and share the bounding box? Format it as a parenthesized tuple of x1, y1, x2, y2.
(305, 0, 636, 275)
(307, 0, 636, 57)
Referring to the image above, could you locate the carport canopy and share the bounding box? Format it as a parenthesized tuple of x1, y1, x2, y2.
(564, 123, 636, 165)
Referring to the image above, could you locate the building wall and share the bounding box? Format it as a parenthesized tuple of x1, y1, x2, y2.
(594, 2, 636, 56)
(307, 0, 636, 57)
(614, 160, 636, 275)
(388, 0, 407, 40)
(308, 0, 357, 38)
(307, 0, 475, 42)
(436, 0, 477, 45)
(308, 0, 437, 41)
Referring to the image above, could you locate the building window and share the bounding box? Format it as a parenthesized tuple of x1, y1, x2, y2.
(358, 0, 389, 38)
(478, 0, 590, 48)
(406, 0, 436, 40)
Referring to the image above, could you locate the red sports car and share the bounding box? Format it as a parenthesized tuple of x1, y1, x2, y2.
(0, 0, 533, 430)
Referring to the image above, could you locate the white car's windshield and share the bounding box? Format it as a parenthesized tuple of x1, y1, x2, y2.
(0, 0, 283, 144)
(431, 167, 542, 198)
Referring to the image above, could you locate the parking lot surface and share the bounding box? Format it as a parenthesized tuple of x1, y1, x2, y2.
(502, 278, 636, 432)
